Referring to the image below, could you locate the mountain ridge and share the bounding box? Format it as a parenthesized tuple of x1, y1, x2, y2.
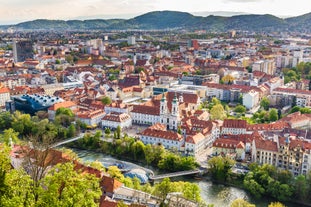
(2, 10, 311, 32)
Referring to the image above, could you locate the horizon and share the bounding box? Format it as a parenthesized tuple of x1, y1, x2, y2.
(0, 0, 310, 25)
(0, 10, 308, 26)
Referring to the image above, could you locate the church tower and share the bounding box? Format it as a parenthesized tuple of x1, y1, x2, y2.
(160, 93, 167, 115)
(172, 93, 179, 116)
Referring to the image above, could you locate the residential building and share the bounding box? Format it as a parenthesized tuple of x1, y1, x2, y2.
(13, 40, 33, 62)
(213, 138, 246, 160)
(0, 87, 10, 107)
(243, 90, 259, 109)
(102, 112, 132, 129)
(76, 109, 106, 128)
(221, 119, 247, 135)
(139, 124, 184, 151)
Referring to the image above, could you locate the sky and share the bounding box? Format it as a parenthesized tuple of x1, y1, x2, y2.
(1, 0, 311, 24)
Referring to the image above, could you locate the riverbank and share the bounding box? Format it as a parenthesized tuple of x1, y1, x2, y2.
(68, 147, 303, 207)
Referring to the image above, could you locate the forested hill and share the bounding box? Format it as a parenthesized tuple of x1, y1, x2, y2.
(3, 10, 311, 32)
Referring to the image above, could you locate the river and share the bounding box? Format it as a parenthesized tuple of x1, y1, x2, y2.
(70, 148, 301, 207)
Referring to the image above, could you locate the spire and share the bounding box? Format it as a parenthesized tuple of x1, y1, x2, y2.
(161, 93, 166, 102)
(173, 92, 178, 103)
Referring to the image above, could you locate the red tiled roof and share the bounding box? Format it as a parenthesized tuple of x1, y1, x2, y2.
(48, 101, 77, 111)
(0, 87, 10, 94)
(186, 133, 205, 144)
(140, 124, 183, 141)
(213, 138, 243, 149)
(132, 105, 159, 116)
(102, 112, 131, 123)
(223, 119, 247, 128)
(254, 139, 278, 152)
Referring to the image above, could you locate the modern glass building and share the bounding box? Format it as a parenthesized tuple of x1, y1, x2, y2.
(13, 94, 63, 115)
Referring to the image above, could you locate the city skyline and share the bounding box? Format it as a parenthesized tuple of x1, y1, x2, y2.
(1, 0, 311, 25)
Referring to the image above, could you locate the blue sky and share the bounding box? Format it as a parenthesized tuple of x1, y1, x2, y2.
(1, 0, 311, 24)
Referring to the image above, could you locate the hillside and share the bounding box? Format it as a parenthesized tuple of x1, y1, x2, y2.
(4, 10, 311, 32)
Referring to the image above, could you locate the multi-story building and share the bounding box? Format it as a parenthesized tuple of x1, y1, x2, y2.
(243, 90, 259, 109)
(221, 119, 247, 135)
(252, 135, 311, 176)
(273, 87, 311, 108)
(139, 123, 184, 151)
(13, 40, 33, 62)
(0, 87, 10, 107)
(76, 109, 106, 128)
(101, 112, 132, 129)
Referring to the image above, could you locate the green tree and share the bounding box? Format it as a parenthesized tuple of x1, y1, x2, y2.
(268, 202, 286, 207)
(230, 198, 255, 207)
(210, 104, 226, 120)
(234, 105, 246, 114)
(107, 166, 124, 181)
(0, 128, 19, 145)
(38, 162, 101, 207)
(101, 96, 112, 105)
(243, 172, 265, 198)
(116, 126, 121, 139)
(104, 128, 111, 136)
(182, 182, 201, 202)
(260, 97, 270, 110)
(55, 59, 61, 64)
(154, 178, 172, 200)
(56, 107, 74, 117)
(67, 123, 76, 138)
(66, 54, 73, 64)
(293, 175, 308, 200)
(208, 156, 235, 182)
(269, 108, 279, 122)
(0, 112, 13, 130)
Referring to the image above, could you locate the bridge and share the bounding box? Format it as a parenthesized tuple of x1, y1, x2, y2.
(51, 133, 85, 148)
(149, 169, 204, 180)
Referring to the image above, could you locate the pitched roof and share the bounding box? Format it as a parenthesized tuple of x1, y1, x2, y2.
(48, 101, 77, 111)
(186, 133, 205, 144)
(140, 124, 183, 142)
(223, 119, 247, 129)
(254, 139, 278, 152)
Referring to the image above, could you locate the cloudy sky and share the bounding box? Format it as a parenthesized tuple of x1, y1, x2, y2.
(1, 0, 311, 24)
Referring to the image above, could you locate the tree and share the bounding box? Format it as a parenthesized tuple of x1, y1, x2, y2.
(208, 156, 235, 182)
(260, 97, 270, 110)
(268, 202, 286, 207)
(182, 182, 201, 202)
(230, 199, 255, 207)
(221, 75, 235, 84)
(243, 172, 265, 198)
(116, 126, 121, 139)
(107, 166, 124, 181)
(101, 96, 112, 105)
(0, 128, 19, 145)
(38, 162, 101, 207)
(55, 59, 61, 64)
(210, 104, 226, 120)
(234, 105, 246, 114)
(269, 108, 279, 122)
(293, 175, 308, 200)
(56, 107, 74, 117)
(104, 128, 111, 136)
(154, 178, 172, 200)
(65, 54, 73, 64)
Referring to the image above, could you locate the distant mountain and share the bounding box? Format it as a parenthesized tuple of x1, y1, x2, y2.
(4, 10, 311, 32)
(192, 11, 249, 17)
(286, 12, 311, 32)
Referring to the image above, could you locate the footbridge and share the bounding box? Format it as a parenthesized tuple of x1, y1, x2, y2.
(149, 169, 205, 180)
(51, 133, 85, 148)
